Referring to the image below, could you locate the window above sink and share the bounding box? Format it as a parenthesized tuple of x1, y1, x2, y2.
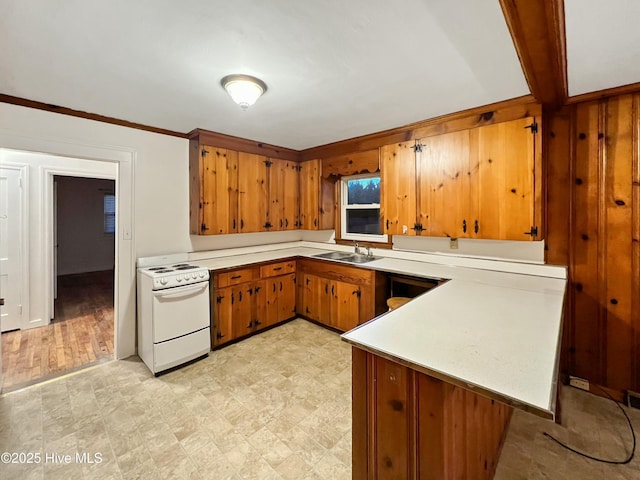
(340, 173, 388, 244)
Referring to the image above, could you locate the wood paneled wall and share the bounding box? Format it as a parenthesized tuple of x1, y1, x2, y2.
(546, 94, 640, 394)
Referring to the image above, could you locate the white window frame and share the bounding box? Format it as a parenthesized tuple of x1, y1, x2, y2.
(340, 173, 388, 243)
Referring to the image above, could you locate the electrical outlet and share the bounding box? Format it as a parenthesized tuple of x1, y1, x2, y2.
(569, 376, 590, 391)
(450, 238, 458, 249)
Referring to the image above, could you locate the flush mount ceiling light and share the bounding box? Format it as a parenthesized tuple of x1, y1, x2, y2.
(221, 74, 267, 110)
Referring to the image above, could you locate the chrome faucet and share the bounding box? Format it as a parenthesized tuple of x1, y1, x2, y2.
(354, 241, 361, 255)
(366, 246, 373, 257)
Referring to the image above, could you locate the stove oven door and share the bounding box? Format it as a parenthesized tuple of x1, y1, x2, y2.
(152, 281, 210, 343)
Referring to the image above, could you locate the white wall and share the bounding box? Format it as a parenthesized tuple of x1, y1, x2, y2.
(0, 103, 190, 358)
(56, 176, 116, 275)
(0, 103, 309, 358)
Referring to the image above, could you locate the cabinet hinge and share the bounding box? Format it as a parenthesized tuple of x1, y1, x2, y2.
(201, 223, 209, 232)
(216, 295, 224, 304)
(352, 290, 361, 298)
(264, 221, 273, 229)
(524, 226, 539, 236)
(296, 165, 303, 172)
(524, 122, 538, 134)
(264, 160, 273, 167)
(201, 147, 208, 157)
(411, 223, 424, 232)
(412, 144, 426, 153)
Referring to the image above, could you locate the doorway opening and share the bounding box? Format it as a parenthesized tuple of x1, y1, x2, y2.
(1, 175, 116, 392)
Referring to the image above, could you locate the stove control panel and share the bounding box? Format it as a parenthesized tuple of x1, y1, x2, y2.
(147, 268, 209, 290)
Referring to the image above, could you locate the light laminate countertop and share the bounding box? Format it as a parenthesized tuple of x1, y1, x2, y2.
(190, 241, 567, 419)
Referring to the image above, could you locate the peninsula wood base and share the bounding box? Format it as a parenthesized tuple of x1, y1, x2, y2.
(352, 348, 513, 480)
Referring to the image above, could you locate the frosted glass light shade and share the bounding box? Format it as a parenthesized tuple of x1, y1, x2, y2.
(221, 74, 267, 110)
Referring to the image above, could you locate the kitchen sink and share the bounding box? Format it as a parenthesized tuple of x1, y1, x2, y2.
(313, 252, 379, 264)
(340, 254, 379, 264)
(313, 251, 354, 260)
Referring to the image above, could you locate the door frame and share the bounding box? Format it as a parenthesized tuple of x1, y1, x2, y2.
(42, 168, 117, 324)
(0, 136, 135, 361)
(0, 163, 30, 330)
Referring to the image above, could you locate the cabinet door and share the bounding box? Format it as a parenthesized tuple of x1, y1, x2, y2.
(256, 278, 278, 329)
(230, 284, 256, 339)
(201, 146, 238, 234)
(474, 118, 535, 240)
(380, 141, 417, 235)
(277, 274, 297, 323)
(301, 273, 322, 321)
(332, 280, 360, 332)
(419, 130, 471, 238)
(238, 152, 269, 232)
(213, 286, 234, 346)
(269, 159, 300, 230)
(299, 159, 320, 229)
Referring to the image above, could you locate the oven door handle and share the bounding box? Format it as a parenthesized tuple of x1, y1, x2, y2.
(153, 282, 207, 299)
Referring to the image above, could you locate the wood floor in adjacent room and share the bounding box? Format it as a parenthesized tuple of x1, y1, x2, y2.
(1, 270, 114, 392)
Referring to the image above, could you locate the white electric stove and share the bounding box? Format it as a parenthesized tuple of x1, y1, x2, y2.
(137, 253, 211, 375)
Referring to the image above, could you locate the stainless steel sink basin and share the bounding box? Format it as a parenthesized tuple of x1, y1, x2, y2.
(313, 252, 379, 264)
(339, 254, 379, 264)
(313, 251, 354, 260)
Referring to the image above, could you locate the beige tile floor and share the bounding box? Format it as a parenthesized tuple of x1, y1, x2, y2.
(0, 319, 638, 479)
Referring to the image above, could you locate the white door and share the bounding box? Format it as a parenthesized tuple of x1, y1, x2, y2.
(0, 168, 23, 332)
(53, 178, 58, 302)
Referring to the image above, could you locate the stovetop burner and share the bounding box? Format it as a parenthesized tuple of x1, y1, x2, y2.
(175, 265, 198, 270)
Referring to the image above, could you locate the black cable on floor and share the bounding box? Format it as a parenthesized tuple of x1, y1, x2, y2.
(543, 385, 636, 465)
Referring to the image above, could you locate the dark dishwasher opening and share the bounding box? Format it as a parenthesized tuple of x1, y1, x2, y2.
(388, 274, 442, 299)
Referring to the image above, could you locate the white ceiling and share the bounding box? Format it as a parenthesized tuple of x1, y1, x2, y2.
(565, 0, 640, 96)
(1, 1, 638, 150)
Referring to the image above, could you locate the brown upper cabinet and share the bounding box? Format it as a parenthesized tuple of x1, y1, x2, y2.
(299, 159, 335, 230)
(381, 116, 539, 240)
(380, 141, 417, 235)
(269, 158, 300, 230)
(190, 144, 300, 235)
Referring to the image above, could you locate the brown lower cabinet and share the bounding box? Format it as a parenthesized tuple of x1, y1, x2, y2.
(211, 257, 389, 347)
(211, 260, 297, 347)
(351, 348, 513, 480)
(297, 258, 388, 332)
